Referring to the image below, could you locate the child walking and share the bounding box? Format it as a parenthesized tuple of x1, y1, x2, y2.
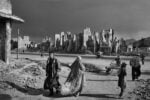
(118, 62, 127, 97)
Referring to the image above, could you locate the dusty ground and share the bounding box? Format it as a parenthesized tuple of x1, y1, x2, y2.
(0, 54, 149, 100)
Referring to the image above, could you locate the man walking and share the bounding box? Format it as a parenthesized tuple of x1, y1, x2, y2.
(140, 53, 145, 65)
(118, 62, 127, 97)
(44, 52, 61, 96)
(130, 55, 141, 81)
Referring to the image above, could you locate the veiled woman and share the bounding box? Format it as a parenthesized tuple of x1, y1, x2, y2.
(60, 56, 86, 97)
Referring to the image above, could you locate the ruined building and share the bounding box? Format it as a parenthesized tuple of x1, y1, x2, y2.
(0, 0, 24, 64)
(54, 34, 60, 49)
(53, 28, 118, 54)
(83, 27, 92, 47)
(18, 36, 30, 49)
(100, 28, 115, 54)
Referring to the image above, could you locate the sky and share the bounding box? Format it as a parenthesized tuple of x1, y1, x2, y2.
(11, 0, 150, 42)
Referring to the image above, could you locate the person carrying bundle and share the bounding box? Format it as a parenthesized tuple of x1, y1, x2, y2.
(60, 56, 86, 97)
(118, 62, 127, 97)
(44, 52, 61, 96)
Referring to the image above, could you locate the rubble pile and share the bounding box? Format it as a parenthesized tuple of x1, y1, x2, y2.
(5, 73, 44, 89)
(0, 60, 9, 73)
(0, 82, 12, 90)
(130, 79, 150, 100)
(10, 58, 32, 69)
(14, 65, 44, 89)
(0, 60, 11, 82)
(84, 63, 105, 73)
(21, 65, 43, 76)
(0, 60, 13, 93)
(0, 58, 106, 91)
(24, 58, 46, 70)
(0, 59, 46, 90)
(33, 61, 46, 70)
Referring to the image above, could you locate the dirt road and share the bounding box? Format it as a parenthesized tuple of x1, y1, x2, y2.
(1, 54, 149, 100)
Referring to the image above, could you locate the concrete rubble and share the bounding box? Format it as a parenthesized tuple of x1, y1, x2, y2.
(0, 58, 106, 92)
(127, 79, 150, 100)
(0, 58, 46, 92)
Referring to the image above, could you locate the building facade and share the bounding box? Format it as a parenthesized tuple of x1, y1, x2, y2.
(18, 36, 31, 49)
(83, 27, 92, 47)
(0, 0, 24, 64)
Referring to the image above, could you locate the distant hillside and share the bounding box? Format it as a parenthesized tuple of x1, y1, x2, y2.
(125, 39, 136, 45)
(133, 37, 150, 47)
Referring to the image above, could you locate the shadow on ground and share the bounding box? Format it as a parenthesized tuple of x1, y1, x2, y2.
(80, 93, 119, 99)
(4, 81, 75, 98)
(89, 71, 119, 76)
(87, 79, 118, 82)
(3, 81, 121, 99)
(0, 94, 12, 100)
(142, 70, 150, 75)
(87, 79, 133, 82)
(5, 81, 44, 96)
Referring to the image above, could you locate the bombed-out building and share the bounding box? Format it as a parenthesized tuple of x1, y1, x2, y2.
(0, 0, 24, 64)
(54, 34, 60, 50)
(83, 27, 92, 47)
(18, 36, 30, 49)
(100, 28, 115, 54)
(53, 27, 118, 54)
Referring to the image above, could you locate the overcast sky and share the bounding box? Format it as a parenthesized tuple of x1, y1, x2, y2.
(12, 0, 150, 42)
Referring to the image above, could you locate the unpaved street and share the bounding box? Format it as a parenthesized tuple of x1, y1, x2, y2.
(1, 54, 149, 100)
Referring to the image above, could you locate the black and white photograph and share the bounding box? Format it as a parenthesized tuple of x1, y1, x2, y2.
(0, 0, 150, 100)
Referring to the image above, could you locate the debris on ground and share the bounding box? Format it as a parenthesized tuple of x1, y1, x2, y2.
(128, 79, 150, 100)
(0, 58, 45, 91)
(0, 58, 106, 92)
(21, 65, 43, 76)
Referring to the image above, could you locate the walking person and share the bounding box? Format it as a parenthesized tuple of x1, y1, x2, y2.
(140, 53, 145, 65)
(115, 55, 121, 66)
(136, 61, 141, 79)
(60, 56, 86, 97)
(118, 62, 127, 98)
(44, 52, 61, 96)
(73, 56, 86, 97)
(129, 55, 141, 81)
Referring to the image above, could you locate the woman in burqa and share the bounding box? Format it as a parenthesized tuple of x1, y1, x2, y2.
(60, 56, 86, 97)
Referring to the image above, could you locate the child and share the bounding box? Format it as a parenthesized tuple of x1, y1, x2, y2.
(118, 62, 127, 97)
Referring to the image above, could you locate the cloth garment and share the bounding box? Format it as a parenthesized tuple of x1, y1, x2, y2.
(130, 56, 141, 80)
(60, 58, 86, 96)
(44, 57, 61, 93)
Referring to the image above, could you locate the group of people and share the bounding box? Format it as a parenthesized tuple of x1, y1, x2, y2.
(116, 53, 145, 97)
(43, 52, 145, 98)
(44, 52, 86, 97)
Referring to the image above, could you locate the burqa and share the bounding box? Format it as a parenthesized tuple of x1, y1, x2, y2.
(60, 56, 86, 97)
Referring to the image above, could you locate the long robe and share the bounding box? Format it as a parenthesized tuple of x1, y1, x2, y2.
(44, 57, 61, 89)
(129, 56, 141, 80)
(118, 67, 127, 89)
(60, 59, 86, 95)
